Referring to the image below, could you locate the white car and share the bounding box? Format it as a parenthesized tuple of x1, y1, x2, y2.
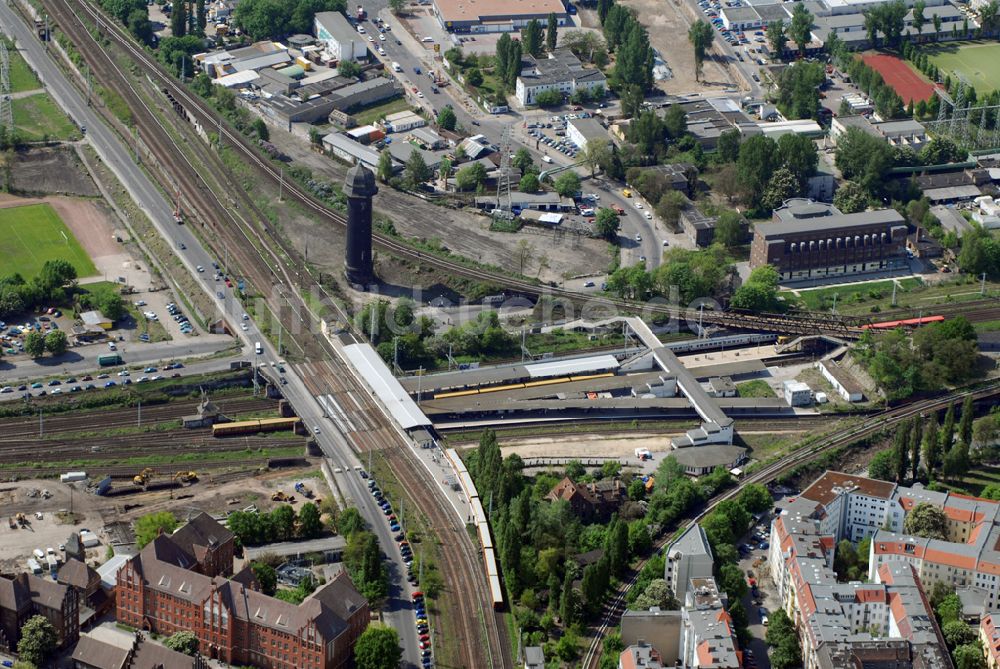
(367, 35, 374, 42)
(421, 36, 434, 42)
(379, 33, 386, 40)
(241, 323, 249, 331)
(417, 91, 424, 98)
(644, 211, 652, 219)
(635, 202, 643, 209)
(357, 25, 366, 33)
(196, 265, 204, 272)
(377, 47, 385, 55)
(313, 426, 321, 434)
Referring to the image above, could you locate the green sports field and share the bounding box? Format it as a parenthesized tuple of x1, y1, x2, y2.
(925, 41, 1000, 95)
(0, 203, 97, 280)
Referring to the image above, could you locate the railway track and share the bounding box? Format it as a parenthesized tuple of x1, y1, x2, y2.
(0, 458, 274, 480)
(0, 396, 277, 439)
(580, 381, 1000, 668)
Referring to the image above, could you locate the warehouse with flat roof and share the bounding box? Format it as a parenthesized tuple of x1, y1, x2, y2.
(433, 0, 568, 32)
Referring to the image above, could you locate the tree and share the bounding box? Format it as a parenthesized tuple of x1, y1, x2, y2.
(337, 507, 366, 535)
(833, 180, 870, 213)
(595, 207, 621, 240)
(958, 394, 975, 448)
(436, 106, 457, 131)
(389, 0, 405, 12)
(597, 0, 613, 23)
(910, 416, 923, 481)
(523, 19, 544, 56)
(893, 421, 911, 483)
(767, 20, 787, 59)
(354, 626, 402, 669)
(128, 9, 155, 45)
(954, 644, 987, 669)
(338, 60, 361, 78)
(944, 438, 971, 480)
(376, 150, 394, 184)
(582, 141, 610, 178)
(920, 136, 963, 165)
(297, 502, 322, 539)
(16, 616, 56, 667)
(982, 0, 999, 36)
(251, 118, 269, 141)
(171, 0, 188, 37)
(903, 502, 948, 540)
(38, 259, 77, 293)
(553, 171, 581, 197)
(251, 562, 277, 595)
(519, 172, 540, 192)
(23, 331, 44, 359)
(713, 210, 743, 248)
(736, 135, 779, 212)
(663, 104, 687, 139)
(761, 167, 800, 212)
(943, 620, 978, 648)
(404, 151, 431, 187)
(716, 128, 742, 163)
(719, 563, 748, 600)
(775, 61, 825, 120)
(513, 147, 534, 174)
(789, 2, 814, 55)
(913, 0, 926, 37)
(44, 330, 67, 356)
(941, 402, 956, 453)
(738, 483, 772, 513)
(620, 84, 643, 119)
(495, 33, 512, 86)
(547, 12, 558, 51)
(656, 190, 687, 228)
(164, 631, 199, 656)
(455, 162, 487, 191)
(535, 89, 563, 106)
(134, 511, 179, 548)
(777, 132, 818, 188)
(868, 449, 895, 481)
(438, 157, 452, 182)
(688, 20, 714, 82)
(835, 127, 894, 194)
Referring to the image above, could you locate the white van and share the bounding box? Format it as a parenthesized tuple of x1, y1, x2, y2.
(255, 342, 263, 355)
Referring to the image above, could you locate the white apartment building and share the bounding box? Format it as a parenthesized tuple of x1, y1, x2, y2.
(664, 525, 715, 603)
(515, 49, 606, 107)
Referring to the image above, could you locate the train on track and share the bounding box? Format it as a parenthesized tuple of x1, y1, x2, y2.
(211, 417, 300, 437)
(861, 315, 945, 330)
(446, 448, 503, 610)
(433, 373, 615, 400)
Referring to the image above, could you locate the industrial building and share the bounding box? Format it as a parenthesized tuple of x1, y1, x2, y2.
(515, 49, 606, 107)
(323, 133, 382, 170)
(432, 0, 567, 33)
(750, 199, 908, 282)
(314, 11, 368, 63)
(831, 116, 929, 151)
(566, 117, 608, 151)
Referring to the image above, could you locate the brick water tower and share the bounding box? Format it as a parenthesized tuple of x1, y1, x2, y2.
(343, 163, 378, 286)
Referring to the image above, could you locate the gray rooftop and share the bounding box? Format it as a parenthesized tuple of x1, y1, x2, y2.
(670, 444, 747, 469)
(568, 117, 607, 141)
(518, 48, 606, 87)
(314, 11, 360, 45)
(667, 524, 713, 561)
(757, 207, 905, 237)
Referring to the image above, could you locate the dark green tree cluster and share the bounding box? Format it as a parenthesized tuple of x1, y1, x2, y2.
(606, 245, 733, 303)
(495, 33, 524, 91)
(774, 61, 825, 120)
(834, 126, 895, 197)
(625, 106, 688, 158)
(0, 260, 79, 321)
(354, 626, 403, 669)
(958, 225, 1000, 278)
(226, 503, 323, 545)
(523, 19, 544, 57)
(766, 609, 802, 669)
(687, 20, 714, 83)
(163, 631, 200, 656)
(863, 0, 908, 48)
(16, 616, 57, 667)
(788, 2, 814, 55)
(344, 527, 388, 602)
(441, 311, 518, 359)
(134, 511, 179, 548)
(735, 133, 818, 214)
(833, 536, 871, 581)
(903, 502, 949, 539)
(98, 0, 155, 44)
(936, 590, 985, 669)
(157, 35, 206, 78)
(235, 0, 346, 40)
(601, 0, 654, 89)
(730, 264, 780, 312)
(853, 317, 979, 400)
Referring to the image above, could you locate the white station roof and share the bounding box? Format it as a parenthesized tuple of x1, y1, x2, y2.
(524, 354, 620, 379)
(342, 343, 431, 430)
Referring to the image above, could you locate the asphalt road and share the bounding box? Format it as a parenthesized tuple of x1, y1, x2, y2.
(0, 6, 421, 664)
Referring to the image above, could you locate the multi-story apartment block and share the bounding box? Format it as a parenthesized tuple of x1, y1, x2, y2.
(116, 514, 368, 668)
(982, 612, 1000, 669)
(680, 577, 741, 669)
(0, 572, 79, 651)
(664, 525, 715, 602)
(769, 471, 952, 669)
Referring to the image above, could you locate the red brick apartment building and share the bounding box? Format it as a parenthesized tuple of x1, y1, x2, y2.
(116, 513, 368, 669)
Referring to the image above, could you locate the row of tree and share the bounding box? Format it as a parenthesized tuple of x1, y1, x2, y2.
(599, 0, 654, 90)
(226, 502, 323, 545)
(869, 395, 978, 486)
(932, 584, 986, 669)
(1, 260, 84, 320)
(234, 0, 346, 40)
(732, 132, 819, 215)
(605, 244, 733, 303)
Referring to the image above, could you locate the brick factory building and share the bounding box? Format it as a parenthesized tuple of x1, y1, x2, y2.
(750, 199, 908, 282)
(116, 513, 368, 668)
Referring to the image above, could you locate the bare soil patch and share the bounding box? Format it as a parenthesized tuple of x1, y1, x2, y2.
(12, 146, 99, 197)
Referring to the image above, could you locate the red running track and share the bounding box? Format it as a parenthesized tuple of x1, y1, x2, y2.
(861, 53, 938, 103)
